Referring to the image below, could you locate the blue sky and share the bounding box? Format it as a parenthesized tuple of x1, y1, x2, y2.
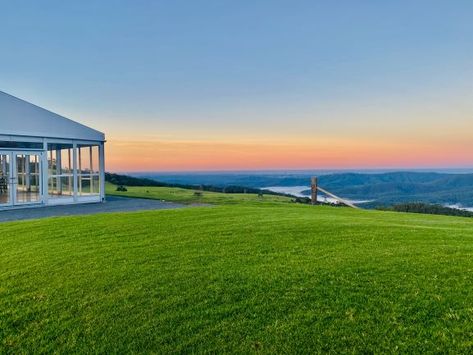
(1, 1, 472, 170)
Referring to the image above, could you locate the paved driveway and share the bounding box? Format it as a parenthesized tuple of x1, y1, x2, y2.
(0, 196, 190, 223)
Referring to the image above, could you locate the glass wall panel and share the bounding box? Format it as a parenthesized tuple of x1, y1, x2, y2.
(91, 146, 99, 173)
(92, 175, 100, 194)
(0, 154, 10, 205)
(80, 177, 91, 194)
(48, 143, 74, 199)
(16, 154, 41, 203)
(78, 144, 100, 196)
(46, 143, 102, 200)
(48, 176, 73, 196)
(79, 146, 91, 173)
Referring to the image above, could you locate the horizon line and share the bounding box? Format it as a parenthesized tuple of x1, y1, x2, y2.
(111, 167, 473, 175)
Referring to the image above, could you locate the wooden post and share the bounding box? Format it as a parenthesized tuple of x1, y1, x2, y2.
(311, 176, 318, 205)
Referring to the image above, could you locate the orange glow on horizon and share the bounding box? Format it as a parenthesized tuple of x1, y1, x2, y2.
(105, 137, 473, 172)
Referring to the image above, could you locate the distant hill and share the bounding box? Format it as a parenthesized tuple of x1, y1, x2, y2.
(133, 171, 473, 208)
(132, 172, 317, 188)
(312, 172, 473, 208)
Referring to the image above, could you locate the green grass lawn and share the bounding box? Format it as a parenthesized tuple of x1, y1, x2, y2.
(2, 192, 473, 353)
(106, 182, 295, 205)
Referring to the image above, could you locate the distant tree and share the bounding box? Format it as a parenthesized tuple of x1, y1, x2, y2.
(294, 197, 311, 204)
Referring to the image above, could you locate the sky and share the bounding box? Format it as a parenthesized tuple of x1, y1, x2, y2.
(1, 0, 472, 172)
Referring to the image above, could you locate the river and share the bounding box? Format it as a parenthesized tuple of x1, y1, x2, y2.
(263, 186, 373, 205)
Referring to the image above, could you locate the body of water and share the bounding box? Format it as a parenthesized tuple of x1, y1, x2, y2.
(263, 186, 308, 197)
(265, 186, 473, 211)
(264, 186, 372, 205)
(444, 204, 473, 212)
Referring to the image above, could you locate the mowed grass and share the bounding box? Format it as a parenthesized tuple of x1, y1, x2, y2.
(106, 182, 294, 205)
(2, 201, 473, 353)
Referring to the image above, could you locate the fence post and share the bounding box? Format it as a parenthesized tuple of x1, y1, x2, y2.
(311, 177, 318, 205)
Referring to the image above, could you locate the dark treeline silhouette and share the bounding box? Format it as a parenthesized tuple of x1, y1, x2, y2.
(380, 202, 473, 218)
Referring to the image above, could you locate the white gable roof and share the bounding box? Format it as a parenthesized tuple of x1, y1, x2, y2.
(0, 91, 105, 142)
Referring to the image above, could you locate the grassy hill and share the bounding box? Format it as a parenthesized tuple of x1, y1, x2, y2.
(105, 182, 295, 205)
(2, 188, 473, 352)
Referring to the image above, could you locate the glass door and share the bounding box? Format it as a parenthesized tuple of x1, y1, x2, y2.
(13, 152, 42, 205)
(0, 154, 11, 207)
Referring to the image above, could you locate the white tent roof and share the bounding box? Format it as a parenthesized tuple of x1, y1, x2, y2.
(0, 91, 105, 142)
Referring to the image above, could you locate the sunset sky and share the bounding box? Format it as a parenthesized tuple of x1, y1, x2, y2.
(1, 1, 472, 172)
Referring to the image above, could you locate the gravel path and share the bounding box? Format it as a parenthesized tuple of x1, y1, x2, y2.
(0, 196, 193, 223)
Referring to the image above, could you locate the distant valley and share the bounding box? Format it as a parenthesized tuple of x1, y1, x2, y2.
(132, 171, 473, 209)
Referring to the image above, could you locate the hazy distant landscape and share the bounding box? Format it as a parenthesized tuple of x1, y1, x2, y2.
(132, 170, 473, 210)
